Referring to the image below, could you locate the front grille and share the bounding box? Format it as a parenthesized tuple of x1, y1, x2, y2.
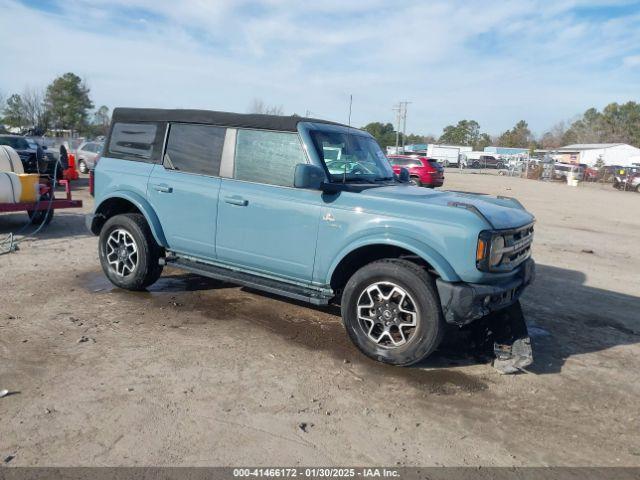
(500, 224, 534, 269)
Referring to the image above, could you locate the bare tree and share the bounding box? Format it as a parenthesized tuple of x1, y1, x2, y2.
(21, 86, 49, 134)
(540, 121, 569, 149)
(248, 98, 284, 115)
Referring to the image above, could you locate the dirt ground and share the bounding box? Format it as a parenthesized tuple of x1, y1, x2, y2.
(1, 172, 639, 467)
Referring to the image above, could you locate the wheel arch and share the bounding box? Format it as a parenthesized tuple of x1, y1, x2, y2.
(327, 237, 459, 295)
(91, 192, 167, 246)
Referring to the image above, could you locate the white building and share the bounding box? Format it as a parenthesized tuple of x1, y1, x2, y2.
(555, 143, 640, 167)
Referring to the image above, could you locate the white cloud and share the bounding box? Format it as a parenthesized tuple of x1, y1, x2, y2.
(0, 0, 639, 136)
(623, 54, 640, 67)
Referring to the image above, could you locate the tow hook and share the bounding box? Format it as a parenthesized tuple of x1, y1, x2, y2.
(471, 300, 534, 374)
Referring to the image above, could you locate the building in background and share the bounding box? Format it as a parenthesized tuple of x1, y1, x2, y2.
(555, 144, 640, 166)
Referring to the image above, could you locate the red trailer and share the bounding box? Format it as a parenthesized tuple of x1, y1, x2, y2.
(0, 178, 82, 225)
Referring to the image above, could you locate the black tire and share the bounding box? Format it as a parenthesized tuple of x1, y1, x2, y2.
(27, 192, 54, 226)
(496, 162, 504, 169)
(99, 213, 164, 291)
(78, 159, 87, 174)
(27, 207, 54, 226)
(472, 161, 480, 168)
(410, 177, 422, 187)
(341, 259, 444, 366)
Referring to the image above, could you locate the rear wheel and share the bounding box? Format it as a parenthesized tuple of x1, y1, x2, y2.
(410, 176, 422, 187)
(341, 259, 444, 366)
(78, 159, 87, 174)
(99, 213, 163, 291)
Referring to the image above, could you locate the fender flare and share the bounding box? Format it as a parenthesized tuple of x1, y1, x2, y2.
(94, 191, 168, 247)
(325, 234, 460, 284)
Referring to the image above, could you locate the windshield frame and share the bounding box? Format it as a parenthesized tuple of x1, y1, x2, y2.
(303, 125, 395, 184)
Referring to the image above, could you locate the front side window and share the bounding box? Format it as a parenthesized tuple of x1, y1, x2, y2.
(164, 124, 225, 176)
(310, 130, 394, 183)
(234, 129, 306, 187)
(109, 122, 157, 160)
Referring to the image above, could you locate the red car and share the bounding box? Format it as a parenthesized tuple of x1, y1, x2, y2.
(388, 155, 444, 188)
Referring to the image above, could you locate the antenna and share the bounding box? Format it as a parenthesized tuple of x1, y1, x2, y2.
(343, 94, 353, 184)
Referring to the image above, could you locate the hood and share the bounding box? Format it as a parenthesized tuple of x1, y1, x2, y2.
(361, 185, 534, 230)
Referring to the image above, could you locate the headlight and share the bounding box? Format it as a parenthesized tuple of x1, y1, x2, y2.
(490, 235, 505, 267)
(477, 232, 506, 271)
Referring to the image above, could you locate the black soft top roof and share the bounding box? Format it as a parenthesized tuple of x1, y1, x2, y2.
(111, 108, 346, 132)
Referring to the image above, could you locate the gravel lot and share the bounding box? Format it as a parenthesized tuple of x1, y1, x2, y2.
(1, 172, 639, 466)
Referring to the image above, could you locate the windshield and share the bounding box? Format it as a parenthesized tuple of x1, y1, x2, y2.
(0, 136, 30, 150)
(310, 129, 394, 182)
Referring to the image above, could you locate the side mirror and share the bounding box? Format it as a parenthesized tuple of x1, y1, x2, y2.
(294, 163, 325, 189)
(397, 167, 410, 183)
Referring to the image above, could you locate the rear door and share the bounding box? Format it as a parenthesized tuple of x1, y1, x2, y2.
(147, 123, 225, 260)
(215, 128, 322, 282)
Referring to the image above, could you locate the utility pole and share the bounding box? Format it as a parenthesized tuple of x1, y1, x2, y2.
(401, 101, 411, 150)
(393, 103, 402, 154)
(393, 101, 410, 154)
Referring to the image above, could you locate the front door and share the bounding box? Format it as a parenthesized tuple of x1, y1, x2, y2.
(215, 129, 322, 282)
(146, 123, 226, 260)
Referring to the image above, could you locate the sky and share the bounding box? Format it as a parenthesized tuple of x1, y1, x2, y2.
(1, 0, 640, 137)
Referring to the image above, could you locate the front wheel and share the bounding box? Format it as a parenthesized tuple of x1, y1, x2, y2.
(78, 159, 87, 174)
(99, 213, 164, 291)
(341, 259, 444, 366)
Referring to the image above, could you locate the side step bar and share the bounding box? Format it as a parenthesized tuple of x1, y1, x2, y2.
(163, 256, 333, 305)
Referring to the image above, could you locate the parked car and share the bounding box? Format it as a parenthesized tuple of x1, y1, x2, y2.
(387, 155, 444, 187)
(76, 141, 103, 173)
(0, 134, 52, 174)
(87, 108, 535, 370)
(462, 152, 505, 169)
(553, 162, 584, 181)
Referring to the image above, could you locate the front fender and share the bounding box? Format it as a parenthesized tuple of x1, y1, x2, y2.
(94, 191, 167, 247)
(325, 234, 460, 284)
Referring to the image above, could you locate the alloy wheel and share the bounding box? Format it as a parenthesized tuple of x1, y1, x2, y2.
(356, 281, 418, 348)
(105, 228, 138, 277)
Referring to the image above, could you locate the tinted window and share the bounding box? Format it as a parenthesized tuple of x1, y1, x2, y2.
(234, 130, 306, 187)
(109, 123, 157, 160)
(164, 124, 225, 176)
(0, 136, 30, 150)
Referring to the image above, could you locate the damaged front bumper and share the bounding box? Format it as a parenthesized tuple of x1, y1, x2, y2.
(436, 260, 535, 374)
(435, 258, 535, 326)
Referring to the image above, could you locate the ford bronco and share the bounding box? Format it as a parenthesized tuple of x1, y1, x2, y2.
(87, 108, 535, 370)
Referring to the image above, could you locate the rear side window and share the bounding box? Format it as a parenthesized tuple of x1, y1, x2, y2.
(108, 123, 158, 162)
(164, 124, 225, 176)
(234, 130, 306, 187)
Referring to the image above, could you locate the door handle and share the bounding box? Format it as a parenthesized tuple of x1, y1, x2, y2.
(224, 196, 248, 206)
(152, 184, 173, 193)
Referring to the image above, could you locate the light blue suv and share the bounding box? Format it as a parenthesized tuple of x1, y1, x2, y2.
(87, 108, 535, 369)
